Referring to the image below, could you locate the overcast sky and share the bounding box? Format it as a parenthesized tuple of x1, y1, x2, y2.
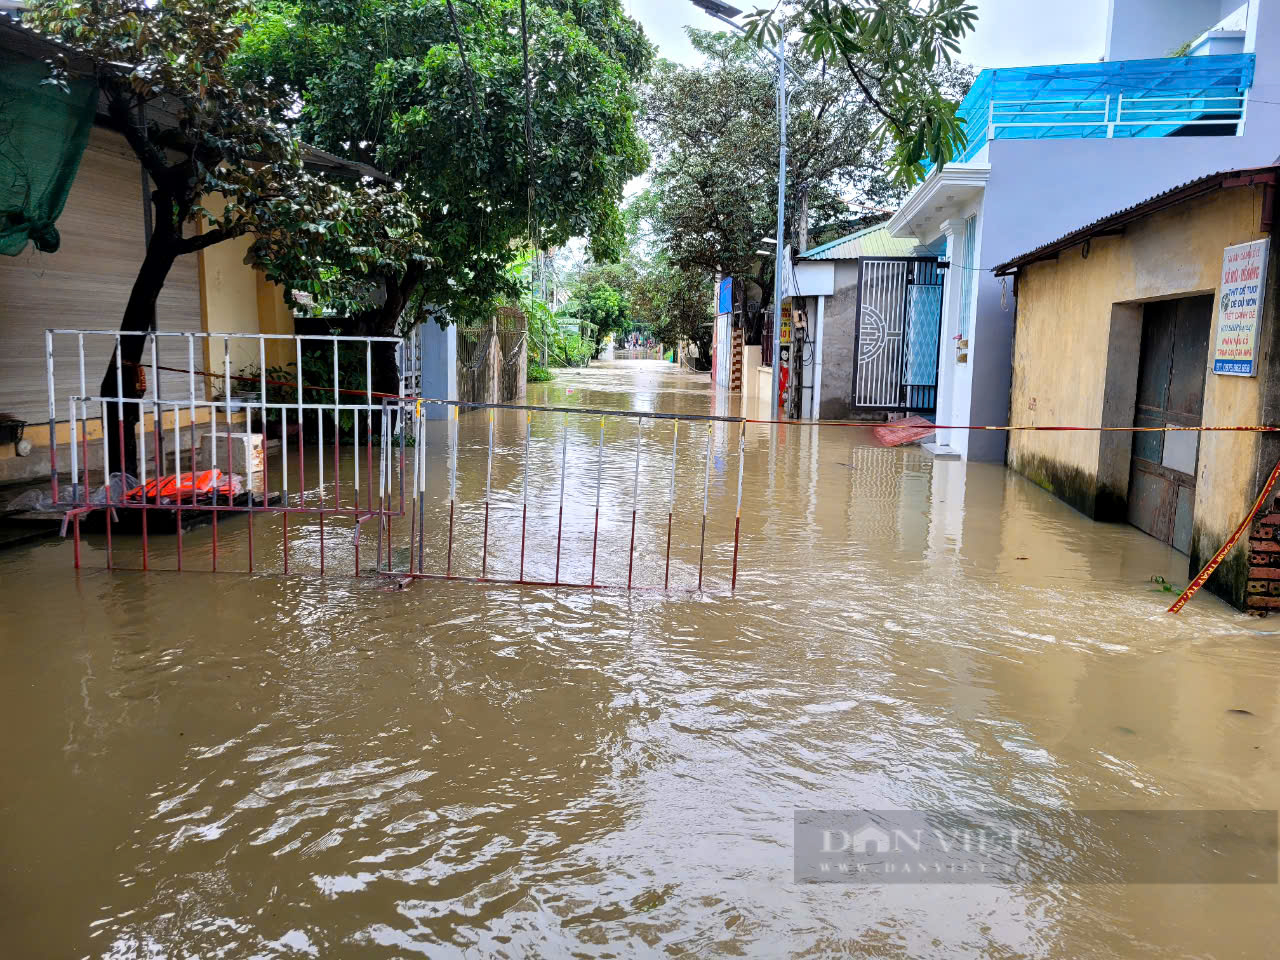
(625, 0, 1111, 70)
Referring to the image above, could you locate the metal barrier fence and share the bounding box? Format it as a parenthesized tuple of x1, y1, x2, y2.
(44, 330, 745, 591)
(613, 347, 665, 361)
(392, 398, 746, 591)
(45, 329, 410, 574)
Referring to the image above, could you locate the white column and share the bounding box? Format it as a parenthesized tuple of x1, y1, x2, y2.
(935, 218, 964, 452)
(812, 294, 825, 419)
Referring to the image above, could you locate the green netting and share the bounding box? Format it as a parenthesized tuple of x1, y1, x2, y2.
(0, 50, 97, 256)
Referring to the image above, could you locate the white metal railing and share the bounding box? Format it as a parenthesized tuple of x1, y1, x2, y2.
(987, 90, 1247, 141)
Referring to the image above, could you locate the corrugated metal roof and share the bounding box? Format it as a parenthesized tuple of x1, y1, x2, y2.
(993, 165, 1278, 275)
(797, 223, 935, 260)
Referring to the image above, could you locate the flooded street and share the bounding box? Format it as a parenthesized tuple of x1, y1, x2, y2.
(3, 359, 1280, 958)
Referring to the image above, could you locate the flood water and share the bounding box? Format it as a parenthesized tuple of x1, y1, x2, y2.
(3, 359, 1280, 958)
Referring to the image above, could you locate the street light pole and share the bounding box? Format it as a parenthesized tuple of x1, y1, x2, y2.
(690, 0, 787, 414)
(770, 20, 785, 417)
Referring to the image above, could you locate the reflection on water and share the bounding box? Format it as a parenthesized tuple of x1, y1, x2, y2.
(3, 360, 1280, 958)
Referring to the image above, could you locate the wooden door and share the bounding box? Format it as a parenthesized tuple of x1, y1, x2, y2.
(1127, 295, 1212, 553)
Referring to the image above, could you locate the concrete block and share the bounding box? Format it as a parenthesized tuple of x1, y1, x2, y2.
(195, 431, 264, 493)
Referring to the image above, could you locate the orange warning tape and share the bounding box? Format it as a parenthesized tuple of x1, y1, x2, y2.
(1168, 456, 1280, 614)
(158, 365, 1280, 434)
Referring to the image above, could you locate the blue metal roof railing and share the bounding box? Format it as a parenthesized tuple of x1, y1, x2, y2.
(926, 52, 1255, 171)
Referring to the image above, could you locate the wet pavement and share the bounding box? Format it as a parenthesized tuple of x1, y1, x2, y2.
(2, 360, 1279, 958)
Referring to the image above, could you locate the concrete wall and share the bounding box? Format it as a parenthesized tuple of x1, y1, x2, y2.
(936, 202, 991, 460)
(816, 260, 859, 420)
(742, 345, 762, 402)
(1106, 0, 1226, 60)
(1007, 184, 1272, 607)
(198, 232, 260, 381)
(960, 0, 1280, 462)
(419, 321, 457, 419)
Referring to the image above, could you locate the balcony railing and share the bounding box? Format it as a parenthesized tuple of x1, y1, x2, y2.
(990, 91, 1246, 138)
(936, 53, 1255, 167)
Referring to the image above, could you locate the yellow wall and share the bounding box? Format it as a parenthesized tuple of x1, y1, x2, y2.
(1008, 185, 1270, 603)
(194, 197, 297, 393)
(198, 232, 261, 383)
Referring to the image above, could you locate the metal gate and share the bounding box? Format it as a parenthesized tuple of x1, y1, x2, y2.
(853, 258, 945, 412)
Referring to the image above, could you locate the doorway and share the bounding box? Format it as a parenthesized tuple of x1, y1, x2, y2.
(852, 258, 945, 413)
(1127, 295, 1212, 553)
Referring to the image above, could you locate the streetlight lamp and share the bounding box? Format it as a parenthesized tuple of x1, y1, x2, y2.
(690, 0, 786, 416)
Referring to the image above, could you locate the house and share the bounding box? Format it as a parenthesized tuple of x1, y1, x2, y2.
(992, 166, 1279, 612)
(717, 228, 945, 422)
(792, 225, 944, 421)
(0, 14, 384, 484)
(883, 0, 1280, 462)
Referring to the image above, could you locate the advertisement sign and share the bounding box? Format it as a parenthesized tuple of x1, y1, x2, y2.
(718, 277, 733, 315)
(1213, 239, 1270, 377)
(780, 299, 792, 345)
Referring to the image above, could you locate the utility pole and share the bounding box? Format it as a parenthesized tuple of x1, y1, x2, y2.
(770, 19, 786, 415)
(796, 182, 809, 255)
(689, 0, 788, 413)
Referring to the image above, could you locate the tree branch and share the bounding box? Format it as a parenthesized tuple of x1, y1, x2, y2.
(176, 225, 241, 255)
(445, 0, 482, 134)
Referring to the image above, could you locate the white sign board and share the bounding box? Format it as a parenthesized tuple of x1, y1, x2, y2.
(1212, 238, 1270, 377)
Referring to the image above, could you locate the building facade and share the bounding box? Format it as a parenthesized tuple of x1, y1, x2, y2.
(885, 0, 1280, 461)
(793, 226, 941, 421)
(994, 168, 1280, 612)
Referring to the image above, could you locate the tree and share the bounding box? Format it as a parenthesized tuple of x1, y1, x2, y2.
(637, 28, 971, 340)
(234, 0, 653, 342)
(564, 264, 632, 357)
(26, 0, 416, 471)
(637, 29, 900, 333)
(744, 0, 978, 183)
(626, 256, 712, 366)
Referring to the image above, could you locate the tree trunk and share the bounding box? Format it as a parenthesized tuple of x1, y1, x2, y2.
(796, 183, 810, 254)
(334, 263, 428, 444)
(101, 225, 180, 476)
(344, 262, 427, 397)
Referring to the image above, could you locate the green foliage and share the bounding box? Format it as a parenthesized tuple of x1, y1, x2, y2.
(564, 263, 633, 357)
(234, 0, 654, 329)
(625, 256, 712, 367)
(527, 362, 555, 382)
(249, 341, 371, 437)
(26, 0, 420, 309)
(743, 0, 979, 185)
(639, 29, 970, 286)
(507, 251, 594, 367)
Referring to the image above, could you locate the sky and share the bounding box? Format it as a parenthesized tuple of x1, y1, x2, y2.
(624, 0, 1112, 70)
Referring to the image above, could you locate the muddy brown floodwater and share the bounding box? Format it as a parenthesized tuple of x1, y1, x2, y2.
(3, 359, 1280, 958)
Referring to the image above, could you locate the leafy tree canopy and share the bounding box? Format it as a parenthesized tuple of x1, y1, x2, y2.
(625, 255, 711, 366)
(234, 0, 654, 331)
(640, 29, 970, 282)
(744, 0, 978, 183)
(563, 263, 632, 356)
(635, 26, 970, 341)
(25, 0, 416, 468)
(27, 0, 419, 311)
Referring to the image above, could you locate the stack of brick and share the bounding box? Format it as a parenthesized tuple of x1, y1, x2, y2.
(1247, 499, 1280, 613)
